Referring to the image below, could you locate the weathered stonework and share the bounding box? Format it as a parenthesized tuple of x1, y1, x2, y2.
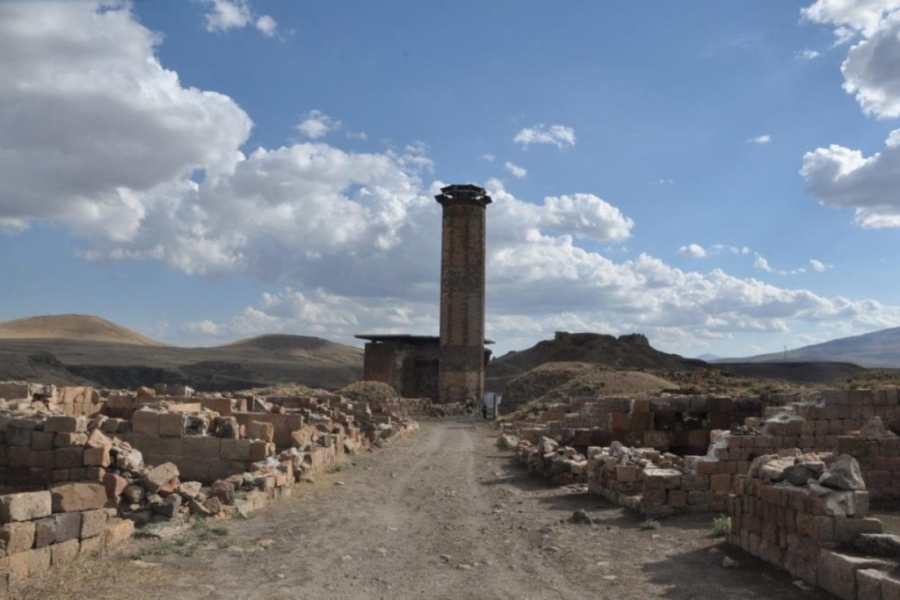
(435, 184, 491, 405)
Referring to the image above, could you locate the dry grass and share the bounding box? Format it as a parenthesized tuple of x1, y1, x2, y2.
(502, 362, 674, 413)
(337, 381, 398, 403)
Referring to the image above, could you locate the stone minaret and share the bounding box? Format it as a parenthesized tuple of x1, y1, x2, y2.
(434, 184, 491, 405)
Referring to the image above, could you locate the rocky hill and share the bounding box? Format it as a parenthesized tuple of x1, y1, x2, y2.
(0, 314, 363, 391)
(486, 331, 706, 393)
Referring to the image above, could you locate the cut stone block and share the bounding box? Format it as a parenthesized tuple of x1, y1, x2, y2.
(132, 410, 160, 436)
(53, 512, 81, 543)
(80, 508, 107, 539)
(143, 462, 180, 494)
(50, 538, 80, 566)
(0, 491, 52, 522)
(45, 416, 85, 434)
(0, 522, 36, 556)
(158, 413, 185, 437)
(51, 483, 107, 512)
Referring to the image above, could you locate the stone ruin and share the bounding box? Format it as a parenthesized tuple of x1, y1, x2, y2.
(502, 388, 900, 599)
(0, 380, 428, 594)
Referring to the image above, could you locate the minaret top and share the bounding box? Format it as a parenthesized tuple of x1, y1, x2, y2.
(435, 184, 492, 207)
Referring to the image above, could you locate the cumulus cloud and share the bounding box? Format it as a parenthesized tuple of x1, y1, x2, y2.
(801, 128, 900, 226)
(296, 110, 341, 139)
(679, 244, 707, 258)
(802, 0, 900, 39)
(748, 134, 772, 144)
(504, 161, 527, 179)
(202, 0, 277, 36)
(0, 1, 252, 241)
(802, 1, 900, 118)
(800, 2, 900, 224)
(4, 1, 900, 356)
(513, 124, 576, 149)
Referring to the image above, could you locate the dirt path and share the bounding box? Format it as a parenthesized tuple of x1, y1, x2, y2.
(21, 418, 833, 600)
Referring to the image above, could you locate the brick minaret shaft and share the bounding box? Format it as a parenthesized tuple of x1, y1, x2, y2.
(435, 184, 491, 405)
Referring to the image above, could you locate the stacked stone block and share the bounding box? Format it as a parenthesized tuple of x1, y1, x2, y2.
(727, 453, 900, 600)
(0, 486, 134, 594)
(0, 415, 111, 487)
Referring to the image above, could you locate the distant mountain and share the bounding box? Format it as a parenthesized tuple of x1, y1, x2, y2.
(486, 331, 706, 393)
(695, 353, 723, 361)
(0, 315, 363, 391)
(735, 327, 900, 368)
(0, 314, 165, 346)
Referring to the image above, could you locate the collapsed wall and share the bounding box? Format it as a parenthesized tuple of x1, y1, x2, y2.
(502, 386, 900, 599)
(727, 452, 900, 600)
(507, 388, 900, 515)
(0, 380, 425, 592)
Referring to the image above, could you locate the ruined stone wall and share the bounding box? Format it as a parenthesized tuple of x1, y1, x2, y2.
(0, 486, 135, 594)
(0, 415, 111, 488)
(726, 453, 900, 600)
(512, 388, 900, 516)
(507, 393, 764, 456)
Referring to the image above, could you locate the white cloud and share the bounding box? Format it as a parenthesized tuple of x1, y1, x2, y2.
(513, 124, 576, 149)
(802, 0, 900, 39)
(748, 134, 772, 144)
(255, 15, 278, 37)
(0, 0, 252, 241)
(296, 110, 341, 139)
(4, 1, 900, 357)
(709, 244, 752, 256)
(801, 128, 900, 226)
(754, 254, 774, 273)
(802, 1, 900, 118)
(797, 48, 822, 59)
(679, 244, 707, 258)
(504, 161, 527, 179)
(186, 319, 221, 335)
(346, 131, 368, 141)
(482, 154, 496, 162)
(810, 259, 834, 272)
(202, 0, 277, 36)
(842, 12, 900, 118)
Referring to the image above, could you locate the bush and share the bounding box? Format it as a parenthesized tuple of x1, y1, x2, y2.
(712, 514, 731, 537)
(638, 519, 660, 531)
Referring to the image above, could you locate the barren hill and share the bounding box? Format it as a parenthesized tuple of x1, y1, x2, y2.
(729, 326, 900, 368)
(0, 315, 363, 391)
(486, 331, 705, 393)
(0, 314, 164, 346)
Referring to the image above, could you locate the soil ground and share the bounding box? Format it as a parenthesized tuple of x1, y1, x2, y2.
(21, 418, 837, 600)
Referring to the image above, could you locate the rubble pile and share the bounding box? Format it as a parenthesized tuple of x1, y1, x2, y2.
(516, 436, 587, 484)
(0, 379, 422, 591)
(728, 452, 900, 599)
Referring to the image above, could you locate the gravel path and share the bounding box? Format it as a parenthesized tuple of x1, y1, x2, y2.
(20, 418, 833, 599)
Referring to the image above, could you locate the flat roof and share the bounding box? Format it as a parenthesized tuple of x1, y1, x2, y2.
(355, 333, 494, 344)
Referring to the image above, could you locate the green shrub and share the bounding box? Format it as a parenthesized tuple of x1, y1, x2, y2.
(638, 519, 660, 531)
(712, 514, 731, 537)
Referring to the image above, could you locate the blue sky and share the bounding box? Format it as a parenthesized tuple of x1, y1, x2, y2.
(2, 0, 900, 358)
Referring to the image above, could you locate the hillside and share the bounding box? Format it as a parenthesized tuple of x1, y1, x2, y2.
(0, 315, 363, 391)
(730, 326, 900, 368)
(0, 314, 165, 346)
(486, 331, 705, 393)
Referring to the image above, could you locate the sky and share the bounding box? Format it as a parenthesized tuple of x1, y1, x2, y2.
(2, 0, 900, 359)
